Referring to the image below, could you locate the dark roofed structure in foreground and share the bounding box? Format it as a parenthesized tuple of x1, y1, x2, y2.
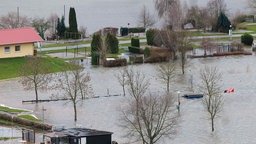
(43, 127, 113, 144)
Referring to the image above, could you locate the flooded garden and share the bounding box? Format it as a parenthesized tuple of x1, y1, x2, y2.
(1, 51, 256, 143)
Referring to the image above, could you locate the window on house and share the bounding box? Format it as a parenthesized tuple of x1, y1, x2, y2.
(4, 46, 10, 53)
(15, 45, 21, 52)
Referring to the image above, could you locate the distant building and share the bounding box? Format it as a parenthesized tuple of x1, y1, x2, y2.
(183, 23, 194, 29)
(0, 27, 44, 58)
(94, 27, 119, 36)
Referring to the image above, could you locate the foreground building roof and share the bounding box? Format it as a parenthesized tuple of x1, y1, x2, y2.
(0, 27, 43, 45)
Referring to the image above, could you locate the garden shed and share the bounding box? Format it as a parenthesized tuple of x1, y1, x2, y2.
(43, 127, 113, 144)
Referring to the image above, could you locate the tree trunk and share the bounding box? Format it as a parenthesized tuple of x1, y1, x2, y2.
(122, 86, 126, 96)
(211, 118, 214, 132)
(167, 78, 170, 93)
(74, 102, 77, 122)
(35, 84, 38, 103)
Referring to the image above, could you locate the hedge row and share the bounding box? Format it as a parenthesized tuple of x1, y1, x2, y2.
(103, 58, 127, 67)
(129, 55, 144, 64)
(0, 113, 52, 131)
(128, 46, 141, 54)
(128, 27, 146, 33)
(144, 55, 169, 63)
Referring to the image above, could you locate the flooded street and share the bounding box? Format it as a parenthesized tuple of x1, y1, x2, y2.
(1, 52, 256, 143)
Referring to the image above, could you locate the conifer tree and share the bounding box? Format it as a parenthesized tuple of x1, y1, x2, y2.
(69, 7, 78, 33)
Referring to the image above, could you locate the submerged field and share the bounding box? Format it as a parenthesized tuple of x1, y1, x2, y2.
(1, 52, 256, 143)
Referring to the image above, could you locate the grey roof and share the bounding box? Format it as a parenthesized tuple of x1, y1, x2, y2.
(53, 128, 113, 138)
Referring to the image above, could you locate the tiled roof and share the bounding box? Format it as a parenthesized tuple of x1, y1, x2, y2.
(0, 27, 44, 45)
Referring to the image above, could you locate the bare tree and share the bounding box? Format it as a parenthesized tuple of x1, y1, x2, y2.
(155, 0, 182, 30)
(19, 57, 52, 103)
(125, 67, 149, 100)
(177, 31, 192, 74)
(248, 0, 256, 8)
(199, 66, 223, 132)
(156, 62, 176, 93)
(200, 38, 214, 56)
(154, 29, 178, 59)
(79, 26, 87, 39)
(138, 5, 155, 28)
(115, 67, 128, 96)
(184, 6, 209, 30)
(55, 62, 92, 122)
(0, 12, 31, 29)
(121, 67, 177, 144)
(47, 13, 59, 38)
(207, 0, 228, 31)
(32, 17, 50, 39)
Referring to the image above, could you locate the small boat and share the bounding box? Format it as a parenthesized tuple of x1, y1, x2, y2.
(182, 94, 203, 99)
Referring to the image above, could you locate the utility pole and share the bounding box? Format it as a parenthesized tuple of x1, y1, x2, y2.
(17, 6, 19, 27)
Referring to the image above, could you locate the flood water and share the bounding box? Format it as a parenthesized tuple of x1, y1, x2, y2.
(0, 0, 249, 34)
(1, 51, 256, 143)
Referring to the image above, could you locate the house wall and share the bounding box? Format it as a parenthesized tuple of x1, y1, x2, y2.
(87, 135, 112, 144)
(0, 43, 34, 58)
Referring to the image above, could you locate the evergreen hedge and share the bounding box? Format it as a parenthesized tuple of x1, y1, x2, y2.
(241, 33, 253, 46)
(131, 38, 140, 47)
(128, 27, 146, 33)
(128, 46, 141, 54)
(91, 34, 102, 53)
(146, 29, 156, 46)
(106, 33, 119, 54)
(91, 52, 100, 65)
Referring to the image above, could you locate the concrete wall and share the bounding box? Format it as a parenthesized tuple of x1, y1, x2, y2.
(0, 43, 34, 58)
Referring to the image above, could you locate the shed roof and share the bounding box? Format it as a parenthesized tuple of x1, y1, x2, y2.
(52, 128, 113, 138)
(0, 27, 43, 45)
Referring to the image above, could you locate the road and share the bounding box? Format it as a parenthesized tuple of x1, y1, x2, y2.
(38, 39, 147, 51)
(38, 33, 256, 51)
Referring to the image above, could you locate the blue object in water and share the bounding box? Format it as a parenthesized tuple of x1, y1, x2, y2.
(182, 94, 203, 99)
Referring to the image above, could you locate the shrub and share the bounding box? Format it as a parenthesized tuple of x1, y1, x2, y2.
(103, 58, 127, 67)
(106, 33, 119, 54)
(131, 38, 140, 47)
(91, 52, 100, 65)
(91, 34, 102, 53)
(129, 55, 144, 64)
(146, 29, 156, 45)
(144, 47, 151, 58)
(144, 55, 169, 63)
(128, 46, 141, 54)
(241, 33, 253, 46)
(128, 27, 146, 33)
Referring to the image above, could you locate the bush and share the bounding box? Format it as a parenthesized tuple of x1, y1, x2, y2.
(131, 38, 140, 47)
(128, 46, 141, 54)
(144, 55, 169, 63)
(129, 55, 144, 64)
(146, 29, 156, 45)
(103, 58, 127, 67)
(241, 33, 253, 46)
(91, 34, 102, 53)
(128, 27, 146, 33)
(91, 52, 100, 65)
(144, 47, 151, 58)
(106, 33, 119, 54)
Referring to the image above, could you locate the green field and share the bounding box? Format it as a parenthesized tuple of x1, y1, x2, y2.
(0, 105, 27, 113)
(0, 57, 71, 80)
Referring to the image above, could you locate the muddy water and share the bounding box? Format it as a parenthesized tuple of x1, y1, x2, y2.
(1, 52, 256, 143)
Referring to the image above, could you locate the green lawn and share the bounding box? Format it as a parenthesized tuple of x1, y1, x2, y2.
(0, 57, 71, 80)
(0, 105, 27, 113)
(18, 114, 42, 122)
(236, 22, 256, 33)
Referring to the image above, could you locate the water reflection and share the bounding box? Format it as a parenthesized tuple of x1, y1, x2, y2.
(1, 53, 256, 143)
